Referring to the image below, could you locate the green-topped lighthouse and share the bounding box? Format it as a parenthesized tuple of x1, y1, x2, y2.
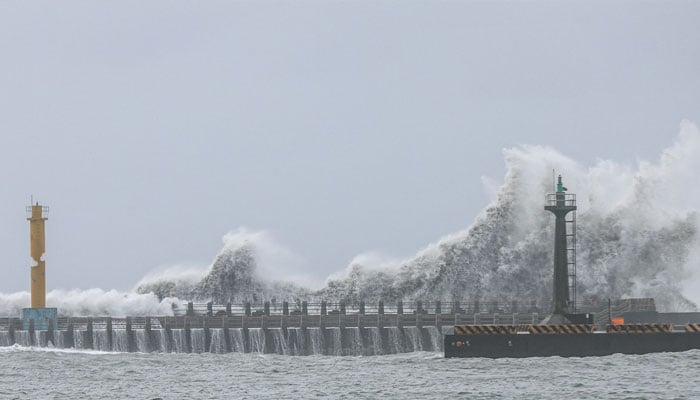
(544, 175, 577, 316)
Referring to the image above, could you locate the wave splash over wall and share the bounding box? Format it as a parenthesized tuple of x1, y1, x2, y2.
(2, 123, 700, 316)
(136, 122, 700, 312)
(135, 230, 315, 306)
(0, 290, 176, 317)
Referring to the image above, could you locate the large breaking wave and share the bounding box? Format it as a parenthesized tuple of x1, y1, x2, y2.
(3, 122, 700, 316)
(136, 121, 700, 312)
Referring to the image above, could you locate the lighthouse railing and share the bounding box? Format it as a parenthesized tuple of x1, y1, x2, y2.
(545, 193, 576, 207)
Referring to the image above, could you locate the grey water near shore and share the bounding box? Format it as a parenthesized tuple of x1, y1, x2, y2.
(1, 346, 698, 399)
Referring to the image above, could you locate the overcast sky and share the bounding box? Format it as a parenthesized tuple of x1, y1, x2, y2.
(1, 1, 698, 293)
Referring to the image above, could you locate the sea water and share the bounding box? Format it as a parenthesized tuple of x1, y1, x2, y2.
(0, 347, 698, 399)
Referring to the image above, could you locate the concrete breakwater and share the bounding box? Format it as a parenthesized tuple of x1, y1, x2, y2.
(0, 318, 450, 355)
(0, 299, 655, 355)
(0, 312, 542, 355)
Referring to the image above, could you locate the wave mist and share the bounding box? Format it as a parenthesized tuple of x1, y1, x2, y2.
(137, 122, 700, 312)
(2, 122, 699, 316)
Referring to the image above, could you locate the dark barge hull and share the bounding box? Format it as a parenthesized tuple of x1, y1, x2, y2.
(444, 332, 700, 358)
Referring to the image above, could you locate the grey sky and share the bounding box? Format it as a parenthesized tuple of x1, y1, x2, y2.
(1, 1, 699, 292)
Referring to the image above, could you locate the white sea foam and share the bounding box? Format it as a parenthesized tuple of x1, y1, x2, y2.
(0, 289, 180, 317)
(0, 343, 120, 355)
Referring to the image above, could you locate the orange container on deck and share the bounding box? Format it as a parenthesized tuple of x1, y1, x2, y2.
(611, 317, 625, 325)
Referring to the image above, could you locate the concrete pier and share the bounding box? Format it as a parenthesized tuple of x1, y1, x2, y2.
(0, 311, 537, 355)
(0, 299, 669, 355)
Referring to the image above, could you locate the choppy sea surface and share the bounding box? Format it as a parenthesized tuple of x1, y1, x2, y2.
(1, 346, 699, 399)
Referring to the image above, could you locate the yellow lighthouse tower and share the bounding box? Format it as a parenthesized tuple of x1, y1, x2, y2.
(22, 202, 57, 330)
(28, 203, 48, 307)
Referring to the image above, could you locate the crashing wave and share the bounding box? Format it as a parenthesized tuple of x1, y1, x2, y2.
(3, 122, 697, 316)
(134, 121, 700, 312)
(136, 229, 313, 304)
(0, 289, 177, 317)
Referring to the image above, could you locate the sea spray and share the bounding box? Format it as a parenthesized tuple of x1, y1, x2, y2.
(326, 328, 342, 356)
(136, 230, 313, 305)
(425, 326, 442, 352)
(287, 327, 304, 356)
(307, 328, 323, 355)
(73, 330, 87, 349)
(131, 125, 700, 312)
(0, 289, 178, 317)
(171, 329, 186, 353)
(34, 331, 47, 348)
(228, 328, 245, 353)
(385, 327, 402, 354)
(14, 330, 30, 347)
(190, 329, 205, 354)
(209, 328, 225, 354)
(112, 329, 129, 352)
(2, 124, 699, 314)
(270, 329, 288, 355)
(248, 328, 265, 353)
(135, 330, 149, 353)
(92, 329, 110, 352)
(342, 327, 362, 356)
(403, 326, 422, 352)
(366, 327, 382, 355)
(155, 329, 168, 353)
(54, 331, 68, 348)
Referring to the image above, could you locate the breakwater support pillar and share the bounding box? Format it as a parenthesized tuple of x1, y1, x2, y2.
(47, 318, 55, 347)
(66, 318, 74, 348)
(145, 317, 153, 353)
(106, 317, 113, 351)
(184, 317, 192, 354)
(126, 317, 134, 353)
(3, 300, 665, 355)
(162, 316, 173, 353)
(28, 319, 35, 347)
(86, 318, 94, 350)
(8, 318, 16, 345)
(203, 316, 211, 352)
(222, 316, 231, 353)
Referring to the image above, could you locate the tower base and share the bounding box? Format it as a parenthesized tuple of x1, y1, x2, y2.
(22, 308, 58, 330)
